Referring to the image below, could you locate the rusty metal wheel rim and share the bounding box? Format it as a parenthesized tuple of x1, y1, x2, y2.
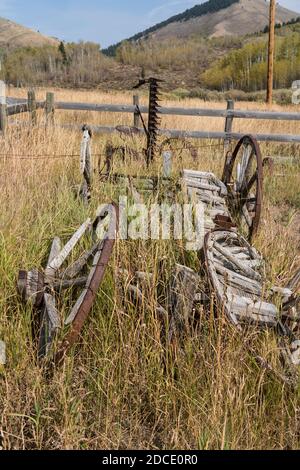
(222, 135, 263, 241)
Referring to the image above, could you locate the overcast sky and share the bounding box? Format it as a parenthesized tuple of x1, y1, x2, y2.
(0, 0, 299, 48)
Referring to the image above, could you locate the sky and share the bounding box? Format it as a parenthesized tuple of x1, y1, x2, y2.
(0, 0, 299, 48)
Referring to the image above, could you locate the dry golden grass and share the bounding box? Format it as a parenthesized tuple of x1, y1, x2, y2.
(0, 87, 299, 450)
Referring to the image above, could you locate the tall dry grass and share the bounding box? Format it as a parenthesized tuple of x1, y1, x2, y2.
(0, 87, 299, 450)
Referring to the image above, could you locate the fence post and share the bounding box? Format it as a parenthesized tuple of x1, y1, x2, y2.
(0, 81, 7, 136)
(28, 89, 37, 126)
(45, 92, 55, 126)
(80, 125, 92, 204)
(224, 99, 234, 149)
(105, 142, 114, 174)
(0, 341, 6, 368)
(162, 151, 172, 177)
(133, 94, 140, 128)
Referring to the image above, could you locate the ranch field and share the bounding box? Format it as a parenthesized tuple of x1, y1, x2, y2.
(0, 87, 299, 450)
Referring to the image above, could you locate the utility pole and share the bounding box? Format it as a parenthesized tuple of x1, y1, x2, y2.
(267, 0, 276, 105)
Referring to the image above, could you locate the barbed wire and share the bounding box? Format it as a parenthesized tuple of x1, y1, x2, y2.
(161, 142, 226, 151)
(0, 142, 226, 161)
(0, 153, 106, 160)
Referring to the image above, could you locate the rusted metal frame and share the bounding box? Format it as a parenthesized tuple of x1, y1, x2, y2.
(133, 77, 163, 166)
(147, 78, 162, 165)
(103, 126, 143, 176)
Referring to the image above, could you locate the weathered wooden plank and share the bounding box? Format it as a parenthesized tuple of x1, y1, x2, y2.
(45, 219, 91, 278)
(214, 241, 262, 282)
(44, 293, 61, 329)
(168, 264, 200, 339)
(183, 178, 221, 193)
(54, 101, 300, 121)
(52, 277, 88, 289)
(133, 95, 140, 128)
(45, 92, 55, 125)
(56, 102, 143, 113)
(194, 191, 227, 206)
(215, 261, 263, 296)
(206, 247, 240, 326)
(0, 340, 6, 366)
(164, 130, 300, 143)
(28, 90, 37, 125)
(61, 242, 101, 280)
(7, 101, 43, 116)
(183, 170, 228, 196)
(127, 283, 167, 318)
(0, 81, 6, 135)
(224, 99, 234, 147)
(288, 340, 300, 365)
(226, 292, 278, 325)
(57, 123, 300, 144)
(162, 151, 172, 178)
(47, 237, 62, 269)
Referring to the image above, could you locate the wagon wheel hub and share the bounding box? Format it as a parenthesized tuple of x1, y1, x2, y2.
(17, 269, 45, 308)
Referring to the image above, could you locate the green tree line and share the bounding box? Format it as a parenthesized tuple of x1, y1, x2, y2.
(115, 35, 241, 71)
(1, 41, 113, 87)
(202, 32, 300, 92)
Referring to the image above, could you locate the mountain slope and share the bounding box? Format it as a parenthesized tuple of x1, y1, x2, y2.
(104, 0, 299, 55)
(0, 17, 58, 48)
(150, 0, 298, 40)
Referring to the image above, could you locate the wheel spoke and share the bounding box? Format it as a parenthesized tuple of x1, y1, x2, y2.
(240, 171, 257, 201)
(244, 149, 255, 182)
(242, 204, 253, 228)
(222, 135, 263, 240)
(237, 145, 253, 191)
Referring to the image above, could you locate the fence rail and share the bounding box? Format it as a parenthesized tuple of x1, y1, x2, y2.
(55, 101, 300, 122)
(59, 123, 300, 144)
(1, 84, 300, 144)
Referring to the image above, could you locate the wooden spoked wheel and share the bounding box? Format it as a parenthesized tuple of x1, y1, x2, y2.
(222, 135, 263, 241)
(17, 204, 118, 365)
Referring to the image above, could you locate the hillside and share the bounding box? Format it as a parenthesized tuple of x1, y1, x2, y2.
(202, 19, 300, 93)
(0, 16, 58, 48)
(1, 1, 299, 97)
(104, 0, 299, 55)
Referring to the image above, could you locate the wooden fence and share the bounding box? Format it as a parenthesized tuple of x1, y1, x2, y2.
(1, 85, 300, 144)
